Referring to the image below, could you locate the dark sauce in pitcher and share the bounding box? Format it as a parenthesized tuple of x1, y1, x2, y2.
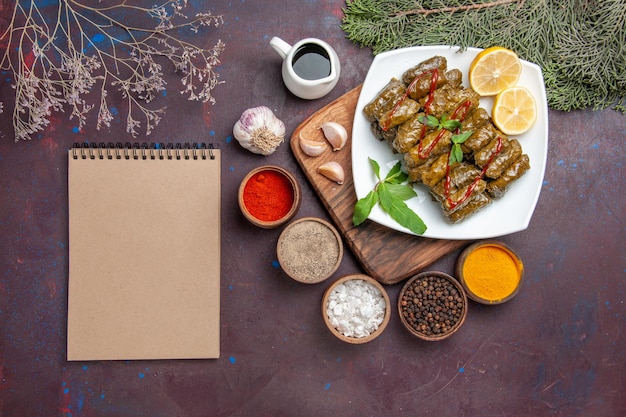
(291, 44, 331, 80)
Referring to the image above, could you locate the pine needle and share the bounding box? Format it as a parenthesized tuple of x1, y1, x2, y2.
(342, 0, 626, 112)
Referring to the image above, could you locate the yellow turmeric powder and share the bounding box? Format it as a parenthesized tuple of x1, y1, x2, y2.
(462, 244, 522, 302)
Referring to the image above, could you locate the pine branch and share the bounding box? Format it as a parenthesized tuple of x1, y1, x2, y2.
(391, 0, 524, 18)
(342, 0, 626, 112)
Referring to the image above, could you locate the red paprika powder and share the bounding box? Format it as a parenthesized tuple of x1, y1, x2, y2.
(243, 170, 294, 221)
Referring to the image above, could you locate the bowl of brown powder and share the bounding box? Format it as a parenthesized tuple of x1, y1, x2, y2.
(276, 217, 343, 284)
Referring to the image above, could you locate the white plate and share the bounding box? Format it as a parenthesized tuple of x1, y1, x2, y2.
(352, 46, 548, 240)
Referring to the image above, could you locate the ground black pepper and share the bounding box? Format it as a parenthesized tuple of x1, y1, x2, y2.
(277, 218, 342, 283)
(399, 274, 465, 338)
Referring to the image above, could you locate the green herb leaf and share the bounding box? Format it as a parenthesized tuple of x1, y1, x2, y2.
(449, 144, 464, 165)
(441, 118, 462, 131)
(384, 161, 408, 184)
(448, 130, 474, 164)
(418, 115, 440, 128)
(353, 190, 379, 226)
(384, 182, 417, 201)
(368, 157, 381, 179)
(386, 161, 402, 178)
(418, 113, 462, 132)
(353, 158, 427, 234)
(451, 130, 473, 144)
(378, 183, 427, 235)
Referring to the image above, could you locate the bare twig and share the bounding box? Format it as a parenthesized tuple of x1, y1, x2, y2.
(0, 0, 225, 141)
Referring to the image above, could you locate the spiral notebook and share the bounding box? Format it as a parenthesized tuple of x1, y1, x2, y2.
(67, 143, 221, 360)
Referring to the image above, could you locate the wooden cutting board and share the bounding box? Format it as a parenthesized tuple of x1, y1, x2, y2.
(290, 85, 468, 285)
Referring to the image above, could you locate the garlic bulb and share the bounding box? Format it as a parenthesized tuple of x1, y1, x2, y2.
(320, 122, 348, 151)
(318, 161, 345, 184)
(233, 106, 285, 155)
(299, 134, 328, 157)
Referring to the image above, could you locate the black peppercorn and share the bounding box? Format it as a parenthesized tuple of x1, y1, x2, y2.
(399, 273, 466, 339)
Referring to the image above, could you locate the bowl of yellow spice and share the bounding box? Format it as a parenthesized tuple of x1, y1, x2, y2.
(455, 241, 524, 305)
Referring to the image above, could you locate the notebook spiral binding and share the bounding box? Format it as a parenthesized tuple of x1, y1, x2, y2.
(71, 142, 215, 160)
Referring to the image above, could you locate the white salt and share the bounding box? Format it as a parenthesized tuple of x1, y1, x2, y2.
(326, 279, 386, 338)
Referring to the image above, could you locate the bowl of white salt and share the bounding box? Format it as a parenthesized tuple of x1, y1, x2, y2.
(322, 274, 390, 344)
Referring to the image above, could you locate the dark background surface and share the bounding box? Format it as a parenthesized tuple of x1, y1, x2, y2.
(1, 1, 624, 416)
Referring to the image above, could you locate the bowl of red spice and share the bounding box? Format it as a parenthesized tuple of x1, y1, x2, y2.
(455, 240, 524, 305)
(238, 165, 302, 228)
(398, 271, 467, 341)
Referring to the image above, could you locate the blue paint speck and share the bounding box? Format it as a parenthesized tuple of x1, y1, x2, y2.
(324, 383, 331, 390)
(138, 372, 145, 379)
(225, 135, 233, 143)
(229, 166, 234, 171)
(228, 284, 233, 291)
(77, 392, 85, 411)
(229, 356, 236, 364)
(64, 387, 70, 395)
(100, 393, 105, 400)
(110, 107, 119, 115)
(557, 160, 565, 166)
(209, 130, 215, 136)
(72, 127, 80, 133)
(82, 365, 88, 371)
(591, 143, 599, 150)
(459, 367, 465, 373)
(271, 260, 280, 268)
(161, 90, 167, 96)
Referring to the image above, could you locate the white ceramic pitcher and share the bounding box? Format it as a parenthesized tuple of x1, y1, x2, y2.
(270, 36, 341, 100)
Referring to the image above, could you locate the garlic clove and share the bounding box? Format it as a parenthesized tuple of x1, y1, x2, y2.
(318, 161, 345, 184)
(320, 122, 348, 151)
(299, 135, 328, 157)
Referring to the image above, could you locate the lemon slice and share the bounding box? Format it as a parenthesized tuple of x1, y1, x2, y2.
(469, 46, 522, 96)
(492, 86, 537, 135)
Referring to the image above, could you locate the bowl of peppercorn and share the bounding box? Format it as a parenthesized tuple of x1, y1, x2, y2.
(238, 165, 302, 229)
(398, 271, 468, 341)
